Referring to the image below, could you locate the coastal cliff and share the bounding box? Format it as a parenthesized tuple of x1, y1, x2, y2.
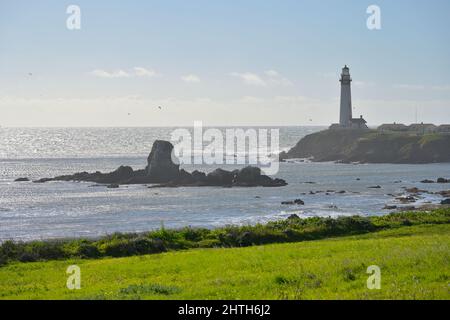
(280, 129, 450, 164)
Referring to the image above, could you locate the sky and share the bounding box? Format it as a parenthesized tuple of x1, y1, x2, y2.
(1, 0, 450, 127)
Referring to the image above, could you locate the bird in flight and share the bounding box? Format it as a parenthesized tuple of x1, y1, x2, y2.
(158, 106, 162, 110)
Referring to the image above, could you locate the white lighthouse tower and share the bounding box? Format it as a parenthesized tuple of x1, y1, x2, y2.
(339, 65, 352, 126)
(330, 65, 368, 130)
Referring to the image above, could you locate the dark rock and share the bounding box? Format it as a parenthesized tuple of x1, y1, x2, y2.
(191, 170, 207, 183)
(282, 199, 304, 205)
(14, 177, 29, 182)
(104, 166, 134, 183)
(405, 187, 426, 194)
(436, 190, 450, 198)
(336, 190, 346, 194)
(421, 179, 434, 183)
(176, 169, 195, 185)
(396, 196, 416, 203)
(368, 185, 381, 189)
(287, 214, 300, 220)
(206, 168, 234, 186)
(107, 184, 119, 189)
(437, 177, 449, 183)
(441, 198, 450, 205)
(146, 140, 180, 183)
(383, 205, 397, 210)
(33, 178, 53, 183)
(234, 166, 261, 185)
(398, 206, 416, 211)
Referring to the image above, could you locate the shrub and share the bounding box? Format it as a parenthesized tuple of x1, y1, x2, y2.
(0, 208, 448, 265)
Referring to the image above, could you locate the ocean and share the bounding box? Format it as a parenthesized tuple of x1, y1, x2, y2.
(0, 126, 449, 241)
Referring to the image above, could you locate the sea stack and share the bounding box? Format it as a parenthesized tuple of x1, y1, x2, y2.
(146, 140, 180, 183)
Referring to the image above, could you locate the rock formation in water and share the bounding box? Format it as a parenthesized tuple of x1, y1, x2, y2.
(32, 140, 286, 188)
(145, 140, 180, 183)
(280, 129, 450, 164)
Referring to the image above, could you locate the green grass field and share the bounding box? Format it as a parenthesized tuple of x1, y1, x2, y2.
(1, 223, 449, 300)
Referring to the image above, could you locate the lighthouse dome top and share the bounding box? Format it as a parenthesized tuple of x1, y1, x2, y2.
(342, 65, 350, 75)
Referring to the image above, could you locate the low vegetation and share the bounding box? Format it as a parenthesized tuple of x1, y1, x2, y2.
(0, 223, 448, 299)
(1, 208, 449, 266)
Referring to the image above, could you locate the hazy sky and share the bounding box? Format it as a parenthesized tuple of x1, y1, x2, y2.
(1, 0, 450, 126)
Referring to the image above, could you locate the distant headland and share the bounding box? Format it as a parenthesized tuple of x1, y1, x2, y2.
(280, 65, 450, 164)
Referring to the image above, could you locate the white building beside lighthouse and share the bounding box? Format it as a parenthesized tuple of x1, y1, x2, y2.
(330, 65, 368, 129)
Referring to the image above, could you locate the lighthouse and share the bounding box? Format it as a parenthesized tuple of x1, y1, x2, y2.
(330, 65, 368, 130)
(339, 65, 352, 126)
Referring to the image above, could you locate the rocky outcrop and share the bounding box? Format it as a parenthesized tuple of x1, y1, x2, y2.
(145, 140, 180, 183)
(280, 129, 450, 164)
(152, 166, 287, 188)
(281, 199, 305, 205)
(31, 140, 287, 188)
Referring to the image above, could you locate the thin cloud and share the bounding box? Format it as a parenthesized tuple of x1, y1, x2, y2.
(133, 67, 158, 77)
(230, 72, 267, 86)
(265, 70, 293, 86)
(393, 84, 426, 90)
(230, 70, 293, 87)
(90, 67, 158, 78)
(90, 69, 131, 78)
(181, 74, 201, 83)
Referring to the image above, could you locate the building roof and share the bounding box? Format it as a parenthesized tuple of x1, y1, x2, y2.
(378, 123, 408, 130)
(351, 117, 367, 124)
(408, 123, 437, 129)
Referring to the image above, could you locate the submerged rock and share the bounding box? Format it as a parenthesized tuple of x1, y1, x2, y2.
(281, 199, 304, 205)
(396, 196, 417, 203)
(14, 177, 29, 182)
